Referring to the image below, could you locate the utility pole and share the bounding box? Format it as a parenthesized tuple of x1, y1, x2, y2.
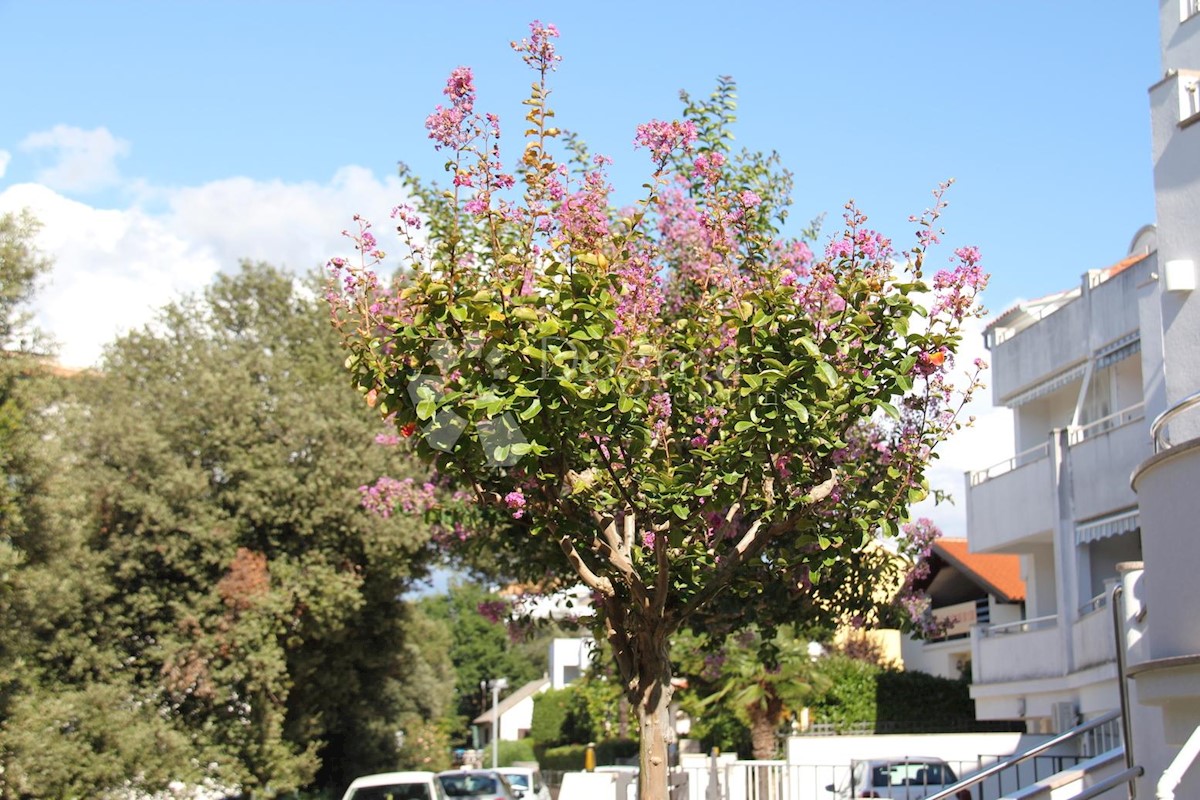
(488, 678, 508, 769)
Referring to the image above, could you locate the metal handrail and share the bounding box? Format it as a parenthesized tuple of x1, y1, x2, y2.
(922, 710, 1123, 800)
(1150, 389, 1200, 451)
(1112, 582, 1137, 796)
(969, 442, 1051, 485)
(1069, 402, 1145, 445)
(981, 614, 1058, 637)
(1076, 766, 1144, 800)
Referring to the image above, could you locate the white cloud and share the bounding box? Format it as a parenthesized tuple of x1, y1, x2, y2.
(0, 167, 411, 369)
(0, 183, 221, 368)
(161, 165, 409, 274)
(19, 125, 130, 193)
(0, 150, 10, 179)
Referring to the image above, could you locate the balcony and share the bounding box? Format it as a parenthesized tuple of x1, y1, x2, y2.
(1072, 593, 1117, 671)
(973, 615, 1063, 684)
(1068, 404, 1150, 522)
(967, 443, 1056, 552)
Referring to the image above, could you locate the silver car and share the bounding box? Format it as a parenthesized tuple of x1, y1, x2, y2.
(436, 769, 520, 800)
(826, 758, 971, 800)
(496, 767, 551, 800)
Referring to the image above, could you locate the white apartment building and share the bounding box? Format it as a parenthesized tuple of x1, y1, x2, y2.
(963, 0, 1200, 739)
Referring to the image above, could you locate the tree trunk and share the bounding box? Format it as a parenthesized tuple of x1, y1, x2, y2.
(602, 597, 674, 800)
(747, 700, 783, 800)
(633, 637, 673, 800)
(747, 698, 783, 760)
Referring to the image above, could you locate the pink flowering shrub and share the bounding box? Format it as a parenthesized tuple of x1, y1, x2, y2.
(329, 22, 987, 800)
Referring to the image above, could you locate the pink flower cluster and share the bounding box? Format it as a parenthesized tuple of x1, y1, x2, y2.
(634, 119, 698, 162)
(504, 489, 527, 519)
(689, 405, 726, 449)
(477, 599, 510, 624)
(511, 19, 561, 71)
(359, 476, 437, 518)
(426, 66, 476, 150)
(931, 245, 988, 320)
(613, 253, 664, 337)
(894, 517, 951, 638)
(555, 163, 612, 252)
(692, 151, 726, 187)
(647, 392, 672, 442)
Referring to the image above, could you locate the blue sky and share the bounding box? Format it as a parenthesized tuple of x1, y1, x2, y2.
(0, 1, 1165, 537)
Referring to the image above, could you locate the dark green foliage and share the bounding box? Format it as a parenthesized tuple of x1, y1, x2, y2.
(685, 710, 752, 758)
(806, 654, 880, 732)
(496, 738, 537, 766)
(535, 744, 587, 771)
(594, 738, 639, 764)
(3, 261, 449, 797)
(874, 669, 1012, 733)
(530, 688, 574, 747)
(418, 581, 552, 746)
(534, 738, 635, 770)
(807, 654, 1008, 734)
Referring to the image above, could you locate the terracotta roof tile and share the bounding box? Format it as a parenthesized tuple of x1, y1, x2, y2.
(934, 538, 1025, 602)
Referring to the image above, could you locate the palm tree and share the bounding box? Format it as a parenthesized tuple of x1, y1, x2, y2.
(676, 625, 829, 760)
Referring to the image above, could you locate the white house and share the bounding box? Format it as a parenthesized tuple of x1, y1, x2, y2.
(899, 538, 1025, 682)
(961, 0, 1200, 753)
(472, 636, 596, 748)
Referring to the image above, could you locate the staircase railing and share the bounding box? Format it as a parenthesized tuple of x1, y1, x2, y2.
(921, 710, 1128, 800)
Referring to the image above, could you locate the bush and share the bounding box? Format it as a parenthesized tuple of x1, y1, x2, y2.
(595, 738, 639, 765)
(808, 655, 1022, 734)
(808, 654, 880, 732)
(535, 744, 588, 771)
(496, 738, 537, 767)
(530, 689, 573, 747)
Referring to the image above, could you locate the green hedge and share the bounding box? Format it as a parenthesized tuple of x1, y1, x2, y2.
(595, 737, 638, 764)
(536, 744, 588, 771)
(533, 738, 640, 771)
(808, 654, 1020, 733)
(530, 689, 574, 747)
(497, 738, 538, 767)
(807, 654, 879, 732)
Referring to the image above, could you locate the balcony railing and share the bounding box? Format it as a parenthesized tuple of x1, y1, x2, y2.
(979, 613, 1058, 637)
(969, 442, 1050, 486)
(1078, 591, 1109, 617)
(1151, 388, 1200, 451)
(1067, 402, 1144, 445)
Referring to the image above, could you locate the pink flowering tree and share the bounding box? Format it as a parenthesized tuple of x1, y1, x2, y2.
(329, 22, 986, 800)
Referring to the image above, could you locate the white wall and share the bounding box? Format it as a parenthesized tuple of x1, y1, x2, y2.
(500, 695, 536, 741)
(550, 637, 595, 689)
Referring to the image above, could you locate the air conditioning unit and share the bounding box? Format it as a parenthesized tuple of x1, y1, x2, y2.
(1052, 702, 1079, 733)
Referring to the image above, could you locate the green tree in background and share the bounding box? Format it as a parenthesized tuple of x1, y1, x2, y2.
(674, 626, 828, 759)
(419, 580, 557, 746)
(4, 262, 449, 797)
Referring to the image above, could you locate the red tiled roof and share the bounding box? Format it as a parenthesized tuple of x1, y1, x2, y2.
(1098, 251, 1150, 281)
(934, 538, 1025, 602)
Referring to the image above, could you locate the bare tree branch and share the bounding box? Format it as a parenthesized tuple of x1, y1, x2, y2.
(560, 535, 614, 597)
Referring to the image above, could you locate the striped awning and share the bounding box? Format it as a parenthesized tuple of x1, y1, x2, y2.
(1095, 333, 1141, 370)
(1076, 509, 1140, 545)
(1008, 363, 1088, 407)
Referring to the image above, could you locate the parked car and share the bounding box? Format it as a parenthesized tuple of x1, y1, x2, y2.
(495, 767, 551, 800)
(826, 758, 971, 799)
(436, 769, 519, 800)
(341, 771, 446, 800)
